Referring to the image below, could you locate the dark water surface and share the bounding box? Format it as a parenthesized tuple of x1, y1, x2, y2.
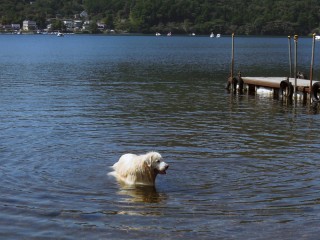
(1, 34, 320, 239)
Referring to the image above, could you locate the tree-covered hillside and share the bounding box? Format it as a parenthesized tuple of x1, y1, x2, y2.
(1, 0, 320, 35)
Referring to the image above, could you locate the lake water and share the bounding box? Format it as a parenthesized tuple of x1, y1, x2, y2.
(1, 34, 320, 239)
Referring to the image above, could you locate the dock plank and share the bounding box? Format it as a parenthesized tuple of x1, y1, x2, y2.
(242, 77, 317, 89)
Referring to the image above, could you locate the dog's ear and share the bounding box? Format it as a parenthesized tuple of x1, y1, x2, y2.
(145, 157, 152, 167)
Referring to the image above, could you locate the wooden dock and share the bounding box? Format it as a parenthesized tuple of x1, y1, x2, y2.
(227, 75, 320, 102)
(226, 34, 320, 103)
(242, 76, 316, 92)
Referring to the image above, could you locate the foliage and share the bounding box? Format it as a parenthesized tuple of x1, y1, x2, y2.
(51, 19, 66, 31)
(1, 0, 320, 35)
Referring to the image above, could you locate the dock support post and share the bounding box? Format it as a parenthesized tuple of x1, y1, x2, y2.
(294, 35, 298, 100)
(288, 36, 292, 77)
(226, 33, 235, 92)
(231, 33, 235, 92)
(309, 33, 316, 103)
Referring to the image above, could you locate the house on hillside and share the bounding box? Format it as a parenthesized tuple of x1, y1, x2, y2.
(73, 20, 83, 31)
(3, 25, 13, 31)
(23, 20, 37, 31)
(12, 24, 21, 30)
(63, 19, 73, 31)
(82, 20, 92, 30)
(80, 11, 88, 19)
(3, 24, 20, 32)
(97, 22, 106, 31)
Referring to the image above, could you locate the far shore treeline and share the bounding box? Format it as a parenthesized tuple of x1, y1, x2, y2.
(1, 0, 320, 35)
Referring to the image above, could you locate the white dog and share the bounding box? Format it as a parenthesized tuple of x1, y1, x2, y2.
(109, 152, 169, 186)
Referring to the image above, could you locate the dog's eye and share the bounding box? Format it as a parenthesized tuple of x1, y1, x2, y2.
(156, 160, 160, 163)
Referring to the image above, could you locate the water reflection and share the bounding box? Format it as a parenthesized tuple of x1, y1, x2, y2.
(116, 183, 167, 204)
(2, 35, 320, 239)
(310, 102, 320, 114)
(227, 85, 320, 115)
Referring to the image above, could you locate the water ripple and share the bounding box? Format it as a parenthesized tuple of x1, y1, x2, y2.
(1, 35, 320, 239)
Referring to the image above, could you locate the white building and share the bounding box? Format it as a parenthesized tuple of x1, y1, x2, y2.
(23, 20, 37, 31)
(74, 20, 82, 28)
(63, 19, 73, 30)
(97, 22, 106, 30)
(73, 20, 83, 31)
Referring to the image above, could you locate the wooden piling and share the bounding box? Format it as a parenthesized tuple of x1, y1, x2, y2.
(309, 33, 316, 103)
(294, 35, 298, 100)
(231, 33, 235, 92)
(288, 36, 292, 77)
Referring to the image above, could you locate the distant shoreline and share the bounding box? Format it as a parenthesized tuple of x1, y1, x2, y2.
(0, 32, 316, 38)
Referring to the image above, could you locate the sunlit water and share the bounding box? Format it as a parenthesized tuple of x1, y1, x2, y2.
(1, 34, 320, 239)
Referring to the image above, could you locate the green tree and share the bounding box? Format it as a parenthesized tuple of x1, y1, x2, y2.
(51, 19, 66, 31)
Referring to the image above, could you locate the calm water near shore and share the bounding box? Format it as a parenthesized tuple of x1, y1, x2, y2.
(1, 34, 320, 239)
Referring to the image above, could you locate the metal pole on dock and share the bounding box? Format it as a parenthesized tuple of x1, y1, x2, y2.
(294, 35, 298, 100)
(288, 36, 292, 77)
(231, 33, 235, 92)
(309, 33, 316, 103)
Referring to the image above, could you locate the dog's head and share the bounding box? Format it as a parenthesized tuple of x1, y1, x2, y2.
(145, 152, 169, 175)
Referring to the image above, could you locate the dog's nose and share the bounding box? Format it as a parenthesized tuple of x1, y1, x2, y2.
(165, 164, 169, 170)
